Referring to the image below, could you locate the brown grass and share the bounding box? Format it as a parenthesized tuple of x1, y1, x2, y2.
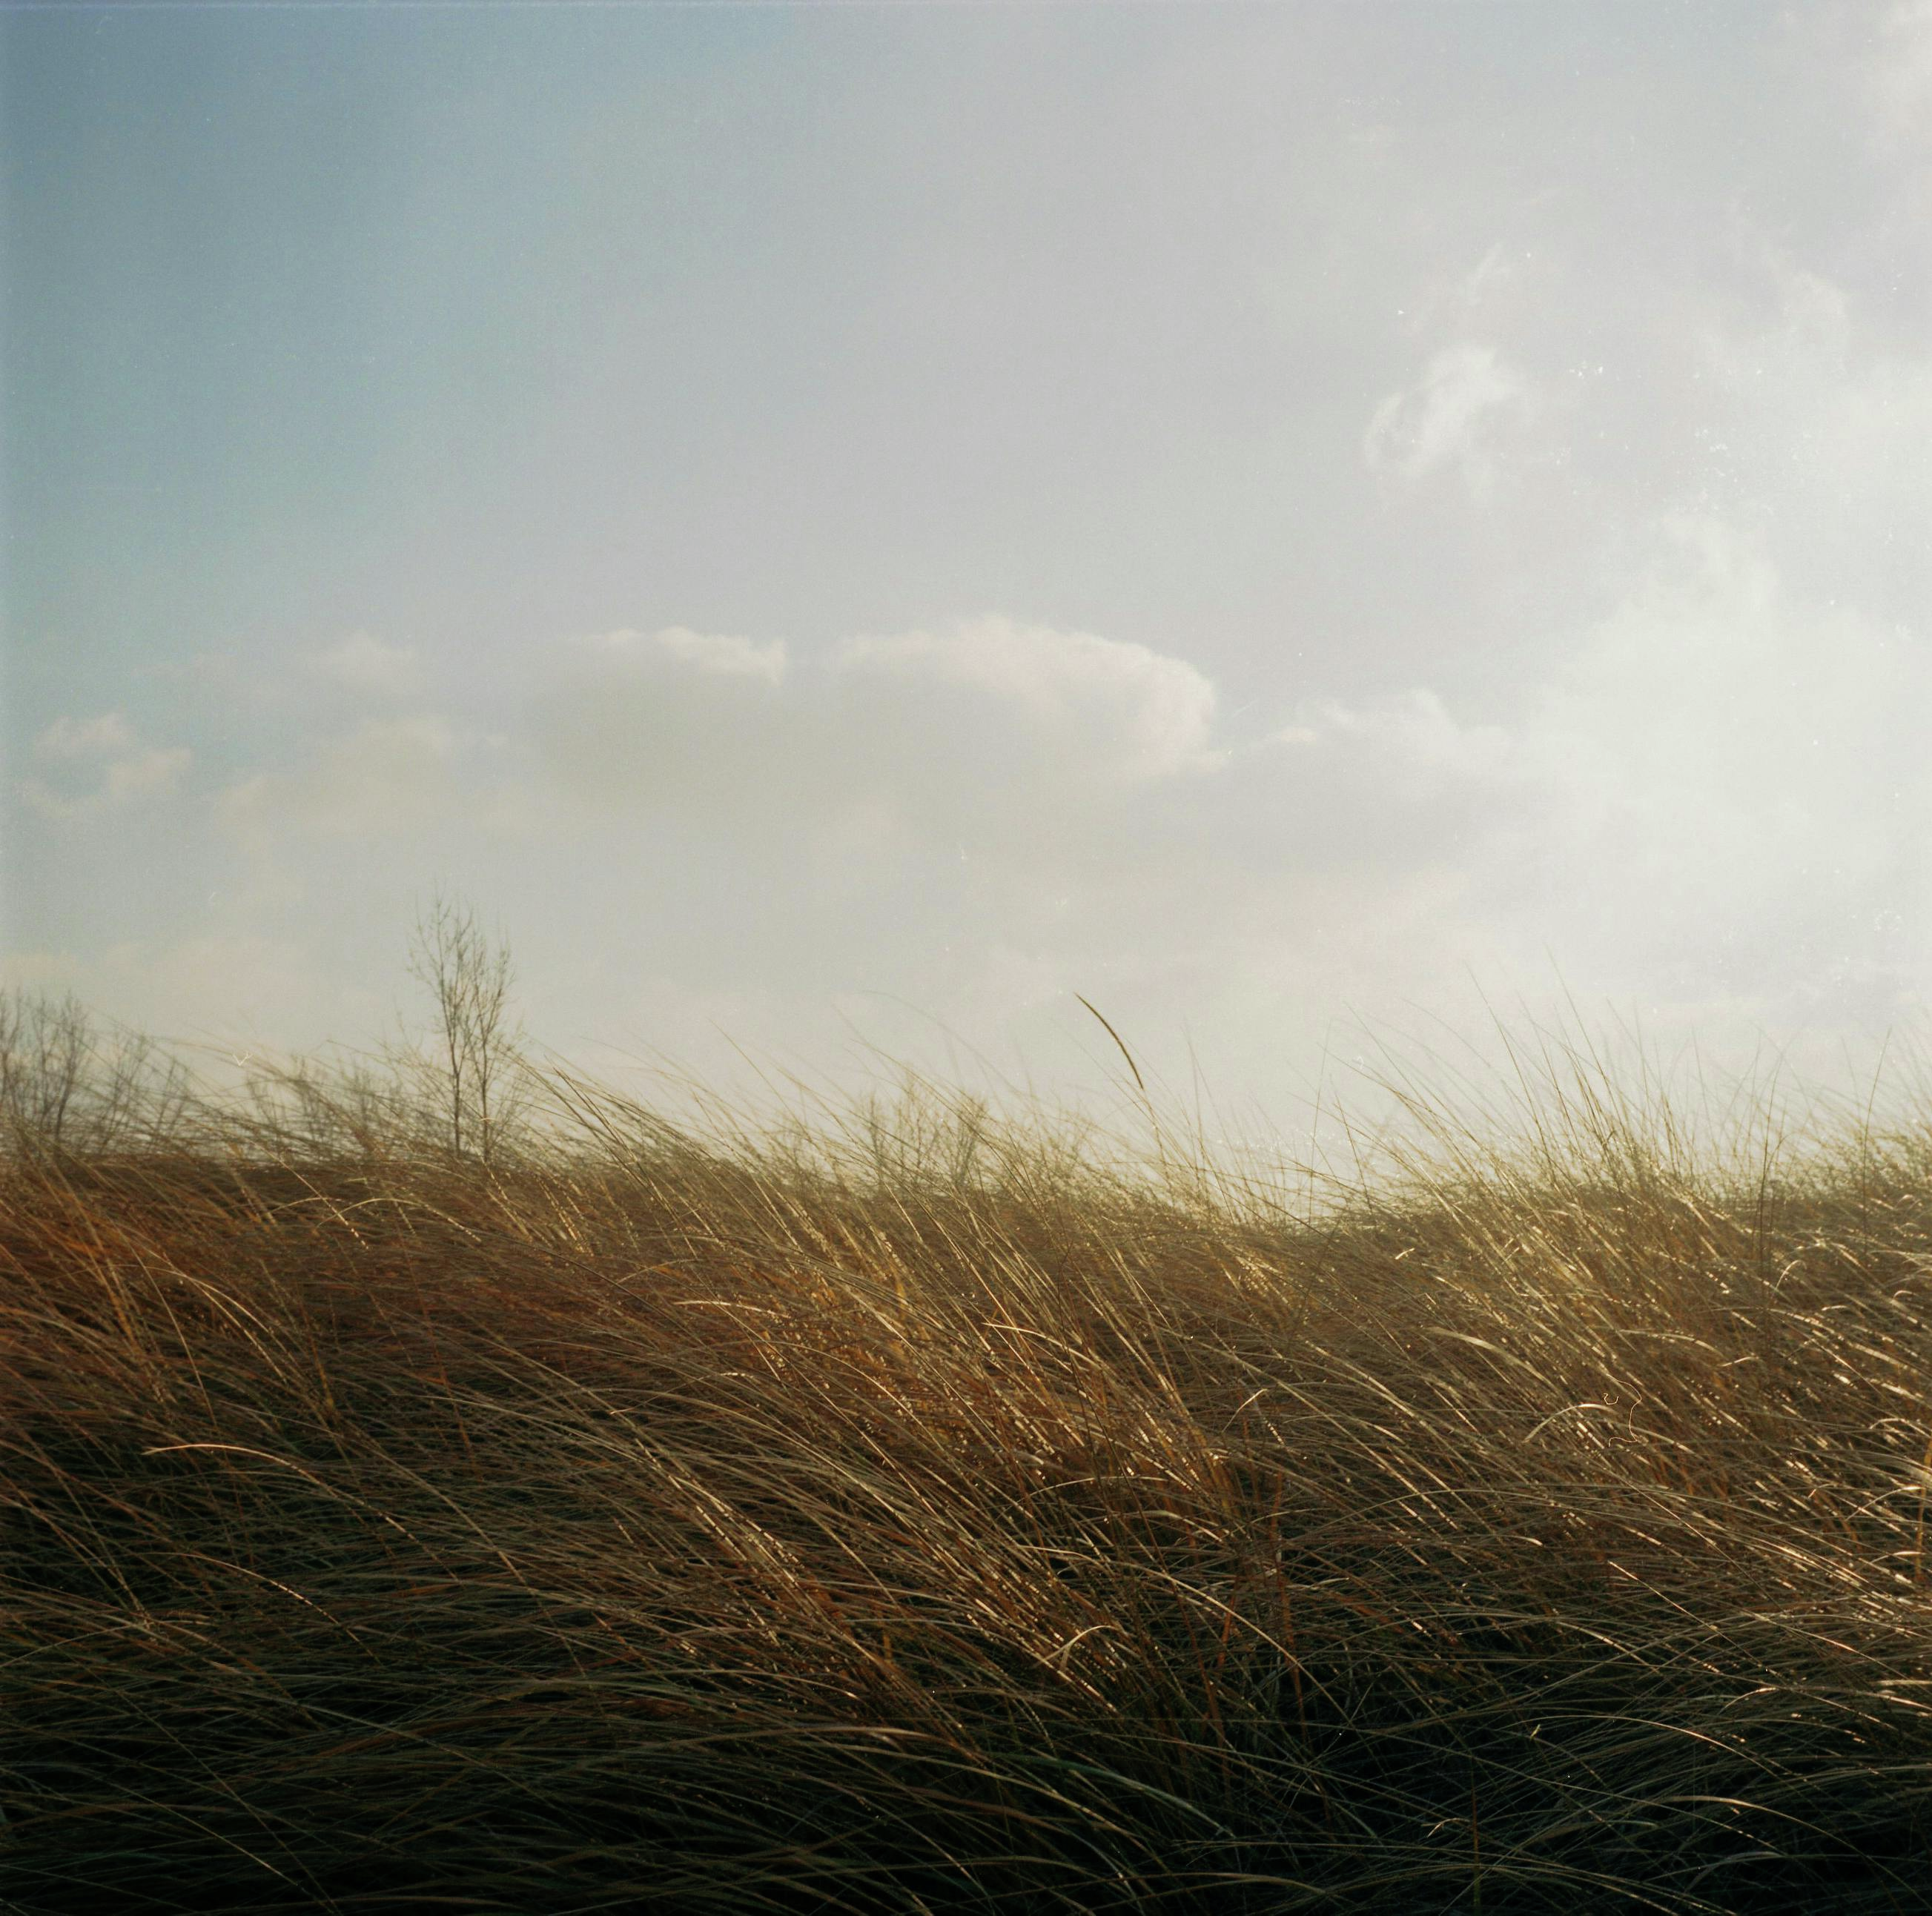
(3, 1015, 1931, 1912)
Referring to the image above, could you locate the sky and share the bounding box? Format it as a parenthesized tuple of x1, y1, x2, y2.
(6, 0, 1932, 1133)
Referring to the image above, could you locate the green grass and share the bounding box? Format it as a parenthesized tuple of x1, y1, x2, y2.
(4, 1007, 1931, 1912)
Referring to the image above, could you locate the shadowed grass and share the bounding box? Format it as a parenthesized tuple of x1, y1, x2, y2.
(3, 1015, 1931, 1912)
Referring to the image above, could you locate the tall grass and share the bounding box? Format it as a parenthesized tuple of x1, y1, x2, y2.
(3, 1000, 1931, 1912)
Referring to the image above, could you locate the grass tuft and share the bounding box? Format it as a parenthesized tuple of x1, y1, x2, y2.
(4, 1005, 1931, 1910)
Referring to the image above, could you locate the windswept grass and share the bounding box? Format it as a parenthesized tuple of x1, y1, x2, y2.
(4, 1012, 1931, 1912)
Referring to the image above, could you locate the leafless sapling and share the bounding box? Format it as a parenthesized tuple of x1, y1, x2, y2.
(406, 895, 523, 1161)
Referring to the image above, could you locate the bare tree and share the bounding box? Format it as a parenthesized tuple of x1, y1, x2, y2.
(407, 894, 523, 1161)
(0, 990, 93, 1144)
(0, 989, 192, 1152)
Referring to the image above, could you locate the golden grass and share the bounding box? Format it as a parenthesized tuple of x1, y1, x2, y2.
(3, 1019, 1931, 1912)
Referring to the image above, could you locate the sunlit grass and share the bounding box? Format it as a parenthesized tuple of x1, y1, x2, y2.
(3, 993, 1930, 1912)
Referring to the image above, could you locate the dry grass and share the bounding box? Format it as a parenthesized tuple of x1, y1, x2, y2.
(4, 1015, 1932, 1912)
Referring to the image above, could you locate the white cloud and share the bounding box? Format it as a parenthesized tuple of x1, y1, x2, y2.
(20, 714, 191, 819)
(99, 748, 194, 805)
(1286, 517, 1932, 1027)
(309, 633, 426, 699)
(833, 617, 1221, 780)
(1684, 245, 1932, 624)
(583, 625, 787, 685)
(536, 616, 1223, 859)
(33, 712, 136, 760)
(216, 715, 466, 845)
(1305, 689, 1517, 791)
(1363, 342, 1533, 494)
(1865, 4, 1932, 144)
(1526, 523, 1925, 921)
(1399, 242, 1538, 340)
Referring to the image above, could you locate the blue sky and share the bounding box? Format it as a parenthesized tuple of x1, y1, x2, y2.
(7, 1, 1932, 1122)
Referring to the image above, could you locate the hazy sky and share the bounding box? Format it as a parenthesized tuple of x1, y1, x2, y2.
(7, 1, 1932, 1123)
